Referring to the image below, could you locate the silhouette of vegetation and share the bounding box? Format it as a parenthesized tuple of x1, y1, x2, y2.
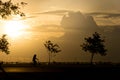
(0, 35, 9, 78)
(0, 0, 26, 18)
(0, 34, 9, 54)
(0, 0, 26, 78)
(81, 32, 107, 64)
(0, 0, 26, 55)
(44, 40, 61, 64)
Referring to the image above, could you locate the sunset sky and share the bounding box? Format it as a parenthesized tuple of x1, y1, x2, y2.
(0, 0, 120, 63)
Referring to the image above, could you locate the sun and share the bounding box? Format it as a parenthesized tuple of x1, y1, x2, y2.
(3, 20, 29, 39)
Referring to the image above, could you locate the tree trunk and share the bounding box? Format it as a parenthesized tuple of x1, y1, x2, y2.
(48, 52, 50, 64)
(90, 53, 94, 64)
(0, 63, 8, 78)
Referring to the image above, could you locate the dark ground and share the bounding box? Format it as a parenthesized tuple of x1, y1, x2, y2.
(0, 63, 120, 80)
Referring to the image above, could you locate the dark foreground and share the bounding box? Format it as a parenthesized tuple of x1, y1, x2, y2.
(0, 63, 120, 80)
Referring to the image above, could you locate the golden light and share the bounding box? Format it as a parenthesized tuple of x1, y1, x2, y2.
(3, 20, 29, 39)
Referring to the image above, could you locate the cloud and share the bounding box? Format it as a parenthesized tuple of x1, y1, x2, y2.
(37, 10, 72, 16)
(86, 12, 120, 26)
(21, 11, 120, 62)
(15, 10, 120, 62)
(51, 11, 120, 62)
(25, 24, 64, 40)
(102, 26, 120, 62)
(88, 12, 120, 18)
(61, 11, 99, 31)
(27, 24, 64, 32)
(25, 16, 37, 19)
(51, 11, 103, 62)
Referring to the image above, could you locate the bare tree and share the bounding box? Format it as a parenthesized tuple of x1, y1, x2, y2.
(44, 40, 61, 64)
(81, 32, 107, 64)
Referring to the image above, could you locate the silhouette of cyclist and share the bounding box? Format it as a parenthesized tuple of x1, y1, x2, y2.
(32, 54, 38, 65)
